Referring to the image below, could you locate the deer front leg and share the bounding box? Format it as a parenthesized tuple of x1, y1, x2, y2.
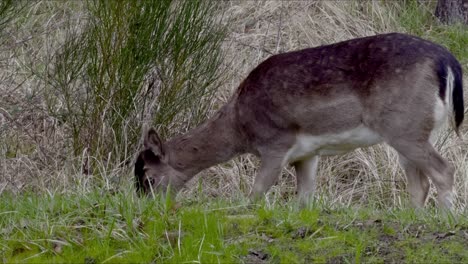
(249, 155, 285, 200)
(294, 155, 319, 204)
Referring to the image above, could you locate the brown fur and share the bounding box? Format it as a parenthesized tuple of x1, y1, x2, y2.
(135, 33, 464, 208)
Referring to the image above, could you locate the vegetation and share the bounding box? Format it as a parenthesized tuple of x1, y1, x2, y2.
(0, 0, 467, 262)
(1, 190, 467, 263)
(46, 0, 226, 162)
(392, 0, 467, 65)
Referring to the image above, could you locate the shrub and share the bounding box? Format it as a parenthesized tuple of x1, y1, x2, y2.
(46, 0, 227, 166)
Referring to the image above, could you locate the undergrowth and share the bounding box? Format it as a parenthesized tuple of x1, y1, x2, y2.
(44, 0, 227, 163)
(0, 190, 467, 263)
(1, 3, 468, 262)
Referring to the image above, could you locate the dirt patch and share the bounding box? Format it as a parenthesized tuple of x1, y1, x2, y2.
(377, 234, 405, 261)
(292, 226, 312, 239)
(402, 223, 427, 239)
(434, 230, 456, 241)
(379, 234, 398, 244)
(326, 253, 353, 264)
(353, 218, 384, 230)
(243, 249, 269, 264)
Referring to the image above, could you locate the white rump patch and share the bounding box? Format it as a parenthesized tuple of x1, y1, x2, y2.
(445, 67, 454, 106)
(433, 95, 449, 132)
(285, 125, 382, 163)
(431, 66, 453, 142)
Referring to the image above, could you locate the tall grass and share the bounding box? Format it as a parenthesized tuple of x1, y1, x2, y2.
(0, 0, 226, 192)
(0, 0, 466, 210)
(0, 0, 22, 28)
(44, 0, 226, 166)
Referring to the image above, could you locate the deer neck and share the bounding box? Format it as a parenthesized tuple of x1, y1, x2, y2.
(165, 103, 245, 180)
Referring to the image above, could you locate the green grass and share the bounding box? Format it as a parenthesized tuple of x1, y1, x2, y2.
(1, 190, 467, 263)
(391, 0, 468, 67)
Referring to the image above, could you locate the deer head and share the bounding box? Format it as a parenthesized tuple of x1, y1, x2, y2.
(134, 128, 186, 196)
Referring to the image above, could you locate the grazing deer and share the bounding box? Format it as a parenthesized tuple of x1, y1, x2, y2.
(135, 33, 464, 209)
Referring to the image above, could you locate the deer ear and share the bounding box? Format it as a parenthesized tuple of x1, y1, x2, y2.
(144, 128, 165, 157)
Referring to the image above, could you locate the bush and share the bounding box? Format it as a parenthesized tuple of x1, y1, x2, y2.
(46, 0, 227, 166)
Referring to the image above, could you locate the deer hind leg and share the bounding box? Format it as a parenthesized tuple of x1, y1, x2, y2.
(398, 154, 430, 207)
(390, 140, 454, 209)
(293, 156, 319, 204)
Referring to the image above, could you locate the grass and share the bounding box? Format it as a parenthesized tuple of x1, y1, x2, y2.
(1, 1, 468, 262)
(391, 0, 468, 67)
(1, 190, 467, 263)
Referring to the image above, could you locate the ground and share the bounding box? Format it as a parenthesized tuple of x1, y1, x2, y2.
(1, 191, 467, 263)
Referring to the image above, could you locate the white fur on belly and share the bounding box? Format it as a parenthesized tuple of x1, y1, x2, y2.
(285, 125, 382, 163)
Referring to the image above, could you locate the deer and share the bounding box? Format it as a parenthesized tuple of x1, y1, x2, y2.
(135, 33, 464, 209)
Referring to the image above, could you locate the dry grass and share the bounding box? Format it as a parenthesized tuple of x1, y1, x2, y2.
(0, 1, 467, 210)
(0, 1, 87, 193)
